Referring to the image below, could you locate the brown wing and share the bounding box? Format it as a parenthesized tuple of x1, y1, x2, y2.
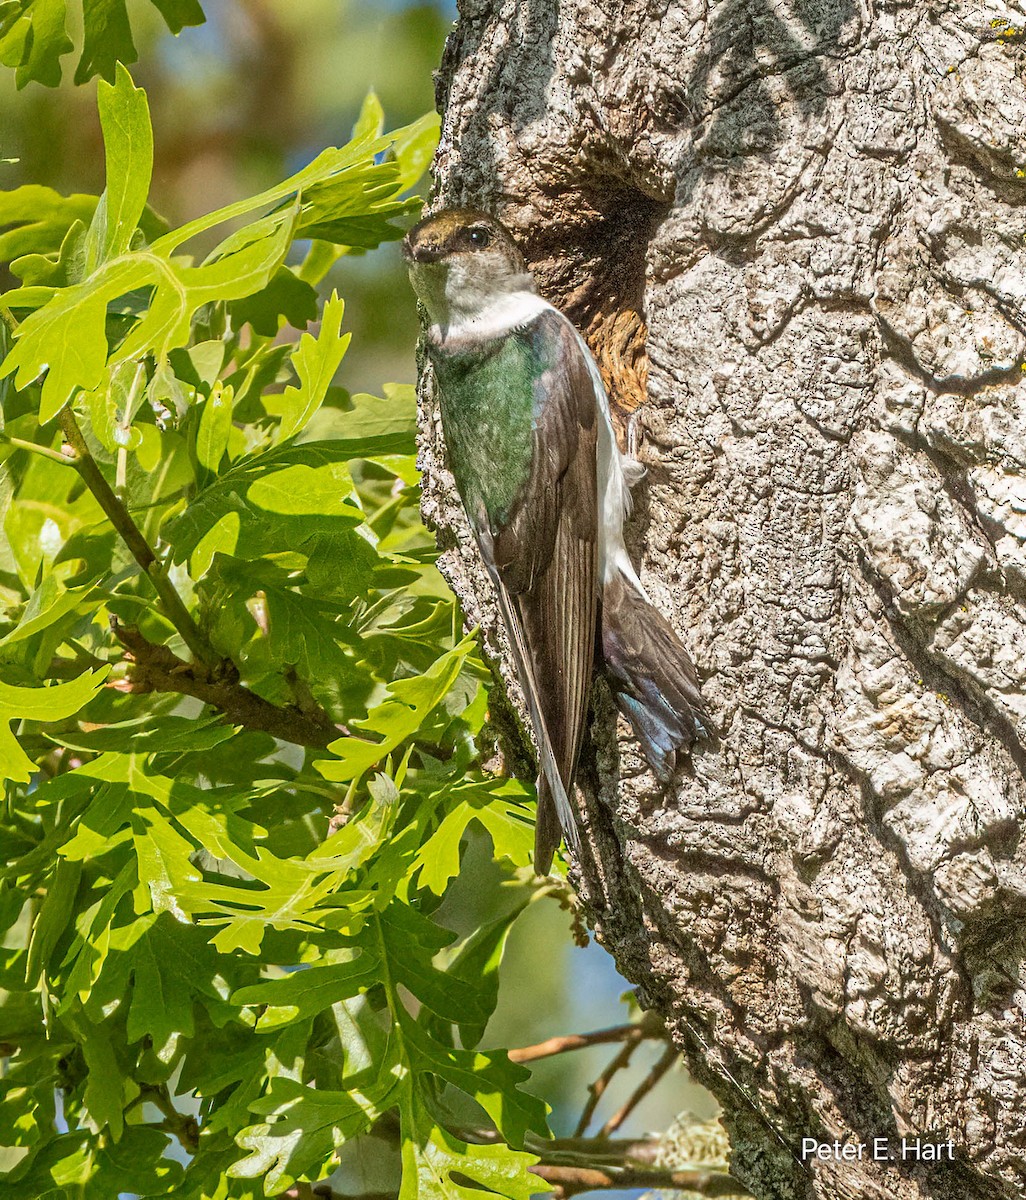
(484, 310, 599, 873)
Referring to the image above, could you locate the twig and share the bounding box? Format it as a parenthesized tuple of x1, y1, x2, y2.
(112, 621, 339, 749)
(274, 1106, 752, 1200)
(138, 1083, 200, 1154)
(57, 407, 218, 668)
(573, 1031, 644, 1137)
(0, 431, 77, 465)
(599, 1043, 679, 1138)
(529, 1162, 748, 1198)
(276, 1161, 748, 1200)
(509, 1023, 644, 1064)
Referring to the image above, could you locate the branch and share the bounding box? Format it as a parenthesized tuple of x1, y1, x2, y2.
(283, 1189, 392, 1200)
(279, 1161, 748, 1200)
(512, 1010, 668, 1066)
(0, 430, 77, 465)
(57, 407, 218, 668)
(112, 621, 339, 749)
(274, 1119, 750, 1200)
(137, 1083, 200, 1154)
(509, 1023, 646, 1064)
(529, 1162, 749, 1198)
(599, 1043, 679, 1137)
(573, 1032, 644, 1137)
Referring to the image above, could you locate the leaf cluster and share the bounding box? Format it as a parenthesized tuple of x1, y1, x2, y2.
(1, 0, 206, 88)
(0, 57, 552, 1200)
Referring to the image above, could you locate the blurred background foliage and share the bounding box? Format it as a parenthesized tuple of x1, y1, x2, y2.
(1, 0, 452, 391)
(0, 0, 717, 1185)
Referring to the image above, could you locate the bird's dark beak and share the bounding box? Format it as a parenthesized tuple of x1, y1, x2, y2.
(402, 232, 445, 265)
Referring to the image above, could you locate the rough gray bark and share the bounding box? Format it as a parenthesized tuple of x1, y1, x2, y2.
(417, 2, 1026, 1197)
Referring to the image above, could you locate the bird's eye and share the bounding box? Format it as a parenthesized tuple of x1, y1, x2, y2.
(468, 227, 491, 248)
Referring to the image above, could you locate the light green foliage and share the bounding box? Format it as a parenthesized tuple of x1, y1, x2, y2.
(0, 0, 206, 87)
(0, 61, 551, 1200)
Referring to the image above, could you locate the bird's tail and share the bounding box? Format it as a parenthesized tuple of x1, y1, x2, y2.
(600, 568, 709, 779)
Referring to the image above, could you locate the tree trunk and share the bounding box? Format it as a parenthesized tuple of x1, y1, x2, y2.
(417, 2, 1026, 1197)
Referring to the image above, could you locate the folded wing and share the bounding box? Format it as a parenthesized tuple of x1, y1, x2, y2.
(484, 309, 599, 873)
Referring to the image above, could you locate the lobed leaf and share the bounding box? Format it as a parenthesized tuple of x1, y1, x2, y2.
(0, 0, 206, 89)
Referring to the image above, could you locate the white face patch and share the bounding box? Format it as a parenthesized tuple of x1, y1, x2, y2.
(408, 248, 544, 346)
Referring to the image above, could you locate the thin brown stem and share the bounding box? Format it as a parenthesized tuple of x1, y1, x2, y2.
(529, 1162, 748, 1198)
(278, 1161, 748, 1200)
(573, 1032, 644, 1138)
(57, 407, 217, 667)
(509, 1023, 642, 1064)
(599, 1043, 679, 1138)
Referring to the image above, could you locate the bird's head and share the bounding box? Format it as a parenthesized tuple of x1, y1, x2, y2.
(402, 208, 535, 333)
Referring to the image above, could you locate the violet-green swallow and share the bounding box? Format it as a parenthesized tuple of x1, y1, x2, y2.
(403, 208, 708, 874)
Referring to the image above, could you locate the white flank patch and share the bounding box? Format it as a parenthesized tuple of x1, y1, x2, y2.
(570, 326, 648, 592)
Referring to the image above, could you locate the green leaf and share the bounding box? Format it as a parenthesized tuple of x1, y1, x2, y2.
(272, 291, 350, 442)
(318, 638, 475, 783)
(389, 111, 442, 192)
(2, 204, 296, 422)
(303, 775, 400, 875)
(149, 0, 204, 35)
(0, 2, 201, 87)
(232, 1072, 397, 1195)
(122, 914, 218, 1045)
(400, 1011, 547, 1149)
(0, 668, 109, 783)
(246, 458, 354, 516)
(231, 955, 379, 1032)
(0, 562, 100, 647)
(49, 713, 235, 757)
(132, 806, 201, 920)
(1, 101, 418, 417)
(228, 266, 318, 337)
(25, 856, 82, 983)
(0, 1067, 57, 1182)
(195, 381, 234, 473)
(352, 91, 385, 142)
(79, 1016, 125, 1138)
(76, 0, 136, 85)
(442, 906, 528, 1049)
(399, 1095, 544, 1200)
(151, 133, 409, 258)
(6, 0, 73, 88)
(306, 384, 418, 458)
(83, 62, 153, 271)
(413, 782, 535, 894)
(3, 1127, 183, 1198)
(0, 186, 96, 268)
(378, 903, 466, 1023)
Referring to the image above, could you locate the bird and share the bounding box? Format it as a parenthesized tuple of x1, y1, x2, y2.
(403, 207, 708, 874)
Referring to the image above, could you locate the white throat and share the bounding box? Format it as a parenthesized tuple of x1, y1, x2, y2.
(429, 290, 551, 346)
(410, 257, 549, 346)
